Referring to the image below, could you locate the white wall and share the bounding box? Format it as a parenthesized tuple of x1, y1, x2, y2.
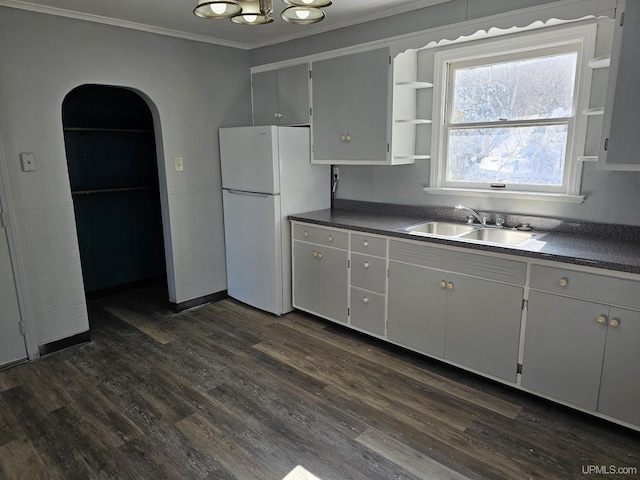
(0, 7, 252, 345)
(250, 0, 640, 227)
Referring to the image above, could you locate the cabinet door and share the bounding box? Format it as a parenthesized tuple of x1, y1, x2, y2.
(253, 65, 310, 126)
(292, 240, 348, 323)
(312, 48, 389, 163)
(599, 0, 640, 170)
(277, 64, 310, 126)
(445, 274, 523, 382)
(345, 48, 389, 161)
(252, 70, 279, 126)
(598, 307, 640, 425)
(350, 287, 386, 336)
(522, 291, 607, 410)
(312, 55, 348, 161)
(387, 261, 446, 357)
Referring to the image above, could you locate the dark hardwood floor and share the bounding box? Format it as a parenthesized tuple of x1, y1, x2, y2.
(1, 284, 638, 479)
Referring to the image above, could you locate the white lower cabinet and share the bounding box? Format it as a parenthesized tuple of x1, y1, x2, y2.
(522, 264, 640, 426)
(292, 225, 348, 323)
(387, 260, 447, 357)
(291, 221, 640, 429)
(387, 240, 525, 381)
(349, 234, 387, 336)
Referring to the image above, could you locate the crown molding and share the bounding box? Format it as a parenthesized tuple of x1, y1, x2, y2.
(0, 0, 251, 49)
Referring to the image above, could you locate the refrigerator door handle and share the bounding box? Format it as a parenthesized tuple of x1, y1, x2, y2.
(225, 189, 272, 198)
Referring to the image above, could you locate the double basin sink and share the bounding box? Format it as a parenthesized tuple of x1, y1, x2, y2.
(403, 221, 544, 246)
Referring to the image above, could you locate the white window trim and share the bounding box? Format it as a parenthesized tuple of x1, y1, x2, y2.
(426, 23, 598, 203)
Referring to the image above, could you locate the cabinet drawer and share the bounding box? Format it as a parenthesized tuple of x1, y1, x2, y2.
(351, 253, 386, 294)
(389, 240, 526, 285)
(351, 234, 386, 257)
(350, 287, 385, 336)
(530, 264, 640, 309)
(293, 223, 349, 249)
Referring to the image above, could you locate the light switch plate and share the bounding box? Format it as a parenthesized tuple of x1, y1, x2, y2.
(175, 157, 184, 171)
(20, 152, 36, 172)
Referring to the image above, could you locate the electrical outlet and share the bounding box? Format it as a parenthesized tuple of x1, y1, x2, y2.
(332, 165, 339, 180)
(175, 157, 184, 172)
(20, 152, 36, 172)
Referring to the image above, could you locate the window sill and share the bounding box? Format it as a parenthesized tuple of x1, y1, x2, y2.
(423, 187, 585, 204)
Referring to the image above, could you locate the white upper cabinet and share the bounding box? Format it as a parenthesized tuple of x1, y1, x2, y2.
(311, 48, 393, 164)
(599, 0, 640, 170)
(252, 64, 310, 126)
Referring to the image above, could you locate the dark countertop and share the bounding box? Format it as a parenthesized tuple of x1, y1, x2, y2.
(289, 204, 640, 275)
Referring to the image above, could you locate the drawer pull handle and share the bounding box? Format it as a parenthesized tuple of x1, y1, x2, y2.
(363, 297, 369, 304)
(609, 318, 620, 328)
(303, 230, 309, 238)
(439, 280, 447, 289)
(327, 235, 333, 242)
(363, 262, 369, 268)
(558, 277, 569, 287)
(363, 240, 369, 247)
(596, 315, 607, 325)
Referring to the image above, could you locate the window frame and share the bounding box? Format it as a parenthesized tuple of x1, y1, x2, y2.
(428, 24, 597, 202)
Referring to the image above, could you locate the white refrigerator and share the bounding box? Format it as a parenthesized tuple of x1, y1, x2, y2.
(219, 126, 330, 315)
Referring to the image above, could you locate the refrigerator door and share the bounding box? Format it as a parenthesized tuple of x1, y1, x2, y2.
(219, 126, 280, 194)
(223, 189, 284, 315)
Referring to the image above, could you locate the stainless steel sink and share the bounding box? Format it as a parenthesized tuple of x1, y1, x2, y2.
(458, 228, 536, 245)
(403, 221, 543, 246)
(404, 222, 477, 237)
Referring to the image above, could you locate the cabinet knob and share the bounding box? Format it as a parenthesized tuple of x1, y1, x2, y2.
(303, 230, 309, 237)
(596, 315, 607, 325)
(558, 277, 569, 287)
(275, 113, 282, 118)
(363, 241, 369, 247)
(447, 282, 454, 291)
(608, 318, 620, 328)
(313, 251, 318, 258)
(345, 134, 352, 142)
(317, 252, 323, 259)
(340, 134, 347, 142)
(439, 280, 447, 289)
(363, 262, 369, 268)
(363, 297, 369, 304)
(327, 235, 333, 242)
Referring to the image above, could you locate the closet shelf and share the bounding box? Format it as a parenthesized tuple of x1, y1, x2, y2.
(71, 186, 156, 195)
(64, 127, 153, 133)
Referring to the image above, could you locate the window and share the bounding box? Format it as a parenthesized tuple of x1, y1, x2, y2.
(429, 25, 597, 201)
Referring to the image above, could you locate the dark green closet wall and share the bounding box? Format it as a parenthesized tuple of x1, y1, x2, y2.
(63, 85, 166, 292)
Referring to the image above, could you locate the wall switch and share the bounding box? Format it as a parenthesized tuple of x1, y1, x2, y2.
(175, 157, 184, 171)
(20, 152, 36, 172)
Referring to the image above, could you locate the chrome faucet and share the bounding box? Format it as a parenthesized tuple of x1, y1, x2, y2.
(455, 204, 486, 225)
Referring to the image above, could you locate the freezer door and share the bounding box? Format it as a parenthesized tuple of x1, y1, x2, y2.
(223, 189, 284, 315)
(219, 126, 280, 194)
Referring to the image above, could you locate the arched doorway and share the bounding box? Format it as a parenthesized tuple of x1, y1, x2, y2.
(62, 85, 167, 296)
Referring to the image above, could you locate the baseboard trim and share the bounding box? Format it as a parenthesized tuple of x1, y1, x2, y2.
(38, 330, 91, 357)
(170, 290, 228, 313)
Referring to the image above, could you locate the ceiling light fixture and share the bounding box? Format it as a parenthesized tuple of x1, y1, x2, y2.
(193, 0, 331, 25)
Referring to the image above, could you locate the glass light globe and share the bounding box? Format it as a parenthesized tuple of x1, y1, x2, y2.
(296, 9, 310, 19)
(244, 14, 258, 23)
(211, 3, 227, 14)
